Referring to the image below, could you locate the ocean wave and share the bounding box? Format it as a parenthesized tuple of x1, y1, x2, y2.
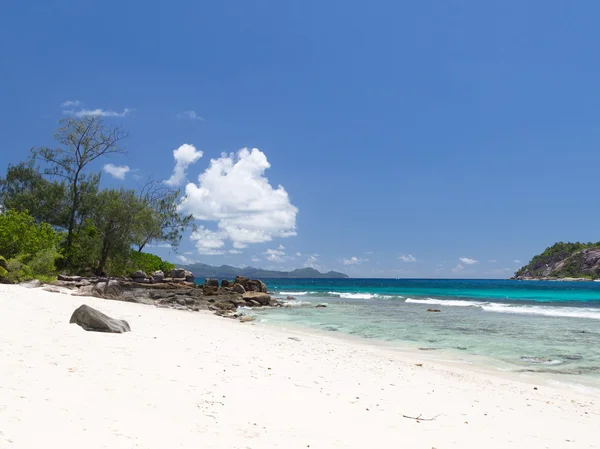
(521, 356, 564, 365)
(405, 298, 486, 307)
(279, 291, 310, 296)
(404, 298, 600, 320)
(328, 291, 376, 299)
(282, 300, 311, 307)
(481, 304, 600, 320)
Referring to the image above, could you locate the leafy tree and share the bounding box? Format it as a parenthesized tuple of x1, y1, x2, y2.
(0, 160, 68, 227)
(0, 209, 62, 261)
(133, 180, 194, 252)
(31, 116, 127, 257)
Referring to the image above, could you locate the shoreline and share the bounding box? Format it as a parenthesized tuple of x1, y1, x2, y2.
(2, 283, 599, 448)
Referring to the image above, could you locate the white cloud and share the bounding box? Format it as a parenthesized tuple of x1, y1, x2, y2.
(165, 144, 204, 187)
(61, 100, 81, 107)
(304, 254, 319, 268)
(514, 259, 522, 264)
(184, 251, 194, 255)
(265, 248, 286, 262)
(278, 244, 285, 250)
(61, 101, 133, 118)
(343, 256, 368, 265)
(251, 257, 261, 262)
(190, 226, 225, 255)
(459, 257, 478, 265)
(295, 252, 302, 257)
(146, 243, 173, 248)
(489, 259, 497, 263)
(177, 110, 204, 121)
(399, 254, 416, 263)
(452, 264, 465, 273)
(177, 255, 198, 265)
(229, 249, 242, 254)
(103, 164, 130, 180)
(179, 147, 298, 250)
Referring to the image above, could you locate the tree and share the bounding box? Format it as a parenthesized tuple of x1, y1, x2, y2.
(133, 179, 195, 252)
(31, 116, 127, 257)
(0, 160, 68, 227)
(92, 189, 144, 275)
(0, 209, 61, 261)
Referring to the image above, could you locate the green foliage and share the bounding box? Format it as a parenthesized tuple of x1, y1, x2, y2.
(0, 255, 7, 269)
(0, 265, 7, 279)
(0, 209, 62, 262)
(4, 257, 34, 283)
(516, 241, 600, 279)
(29, 247, 61, 277)
(128, 251, 175, 275)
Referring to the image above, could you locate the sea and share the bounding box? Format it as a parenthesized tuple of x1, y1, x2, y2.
(243, 278, 600, 387)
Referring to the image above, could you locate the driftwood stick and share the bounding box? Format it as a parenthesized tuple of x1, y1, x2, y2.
(402, 413, 441, 421)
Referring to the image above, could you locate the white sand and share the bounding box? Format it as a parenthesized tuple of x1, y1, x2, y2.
(1, 284, 599, 449)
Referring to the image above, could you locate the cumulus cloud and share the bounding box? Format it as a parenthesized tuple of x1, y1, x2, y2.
(251, 257, 261, 262)
(190, 226, 225, 255)
(177, 254, 198, 264)
(459, 257, 478, 265)
(489, 259, 497, 263)
(61, 100, 81, 107)
(304, 254, 319, 268)
(452, 264, 464, 273)
(295, 252, 302, 257)
(399, 254, 417, 263)
(343, 256, 368, 265)
(265, 248, 286, 262)
(179, 148, 298, 251)
(103, 164, 130, 180)
(165, 144, 204, 187)
(177, 110, 204, 121)
(514, 259, 522, 264)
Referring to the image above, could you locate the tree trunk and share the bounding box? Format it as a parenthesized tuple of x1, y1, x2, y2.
(96, 238, 111, 276)
(65, 172, 80, 256)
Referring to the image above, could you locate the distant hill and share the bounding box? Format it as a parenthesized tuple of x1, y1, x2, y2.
(181, 262, 349, 280)
(513, 242, 600, 280)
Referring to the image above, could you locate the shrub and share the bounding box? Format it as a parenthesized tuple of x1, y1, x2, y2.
(0, 209, 62, 262)
(126, 250, 175, 276)
(4, 257, 34, 283)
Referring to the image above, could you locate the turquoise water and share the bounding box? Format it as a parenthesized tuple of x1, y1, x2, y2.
(245, 279, 600, 383)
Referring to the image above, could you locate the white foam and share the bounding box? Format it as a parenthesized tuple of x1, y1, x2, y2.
(405, 298, 486, 307)
(328, 291, 376, 300)
(279, 291, 309, 296)
(481, 303, 600, 320)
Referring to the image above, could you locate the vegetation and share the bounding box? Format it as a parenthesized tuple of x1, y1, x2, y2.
(0, 117, 192, 283)
(514, 241, 600, 279)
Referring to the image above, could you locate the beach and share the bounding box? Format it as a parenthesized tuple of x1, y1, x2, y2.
(1, 283, 599, 449)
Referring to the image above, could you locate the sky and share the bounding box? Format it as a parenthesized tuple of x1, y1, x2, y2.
(2, 0, 600, 278)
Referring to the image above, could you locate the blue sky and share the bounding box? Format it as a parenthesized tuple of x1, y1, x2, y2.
(2, 0, 600, 278)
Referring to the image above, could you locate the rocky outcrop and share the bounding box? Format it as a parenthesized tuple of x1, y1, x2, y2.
(49, 273, 281, 318)
(69, 304, 131, 333)
(513, 243, 600, 280)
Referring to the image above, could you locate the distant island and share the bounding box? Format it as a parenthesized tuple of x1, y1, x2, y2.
(512, 242, 600, 281)
(181, 262, 349, 279)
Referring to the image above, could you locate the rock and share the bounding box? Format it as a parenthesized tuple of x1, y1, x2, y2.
(286, 296, 296, 300)
(239, 315, 255, 323)
(184, 271, 195, 283)
(205, 278, 219, 288)
(232, 283, 246, 294)
(151, 270, 164, 282)
(203, 285, 219, 296)
(170, 268, 186, 279)
(288, 336, 301, 342)
(426, 308, 441, 312)
(248, 300, 261, 307)
(258, 280, 268, 293)
(132, 270, 147, 279)
(242, 291, 271, 306)
(57, 274, 82, 282)
(69, 304, 131, 333)
(20, 279, 42, 288)
(315, 303, 327, 308)
(234, 276, 249, 287)
(221, 279, 231, 287)
(245, 280, 262, 292)
(94, 280, 121, 297)
(132, 277, 150, 284)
